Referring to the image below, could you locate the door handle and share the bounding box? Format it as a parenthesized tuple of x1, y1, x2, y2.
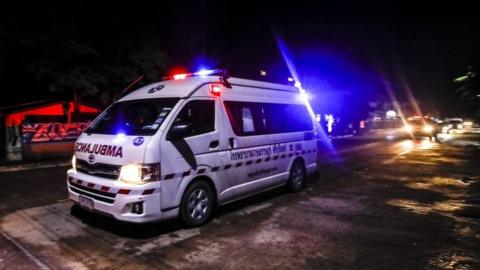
(209, 140, 219, 149)
(228, 137, 235, 148)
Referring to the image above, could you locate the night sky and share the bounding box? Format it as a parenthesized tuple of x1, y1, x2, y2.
(1, 1, 478, 117)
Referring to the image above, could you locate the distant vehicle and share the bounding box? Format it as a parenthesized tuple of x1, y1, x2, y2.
(441, 118, 464, 134)
(462, 120, 476, 132)
(403, 117, 439, 140)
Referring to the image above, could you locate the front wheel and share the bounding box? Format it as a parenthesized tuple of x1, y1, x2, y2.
(180, 180, 214, 227)
(288, 160, 306, 192)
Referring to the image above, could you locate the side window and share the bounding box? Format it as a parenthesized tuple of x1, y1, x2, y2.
(224, 101, 266, 136)
(264, 103, 313, 133)
(264, 103, 286, 133)
(224, 101, 312, 136)
(242, 107, 255, 133)
(171, 100, 215, 137)
(286, 104, 313, 132)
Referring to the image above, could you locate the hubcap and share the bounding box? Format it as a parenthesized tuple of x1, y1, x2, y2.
(187, 188, 209, 221)
(292, 165, 304, 188)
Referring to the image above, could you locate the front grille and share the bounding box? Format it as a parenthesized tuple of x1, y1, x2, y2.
(76, 159, 120, 179)
(69, 181, 116, 204)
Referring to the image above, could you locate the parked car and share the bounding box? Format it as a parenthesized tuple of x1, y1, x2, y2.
(441, 118, 464, 134)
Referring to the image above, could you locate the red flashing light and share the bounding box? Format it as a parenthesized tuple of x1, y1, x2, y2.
(210, 84, 222, 96)
(173, 73, 188, 80)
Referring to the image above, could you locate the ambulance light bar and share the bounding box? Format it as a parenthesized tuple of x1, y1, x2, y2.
(165, 69, 228, 80)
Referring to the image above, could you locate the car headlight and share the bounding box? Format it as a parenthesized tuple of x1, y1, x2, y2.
(423, 125, 433, 133)
(404, 125, 413, 133)
(72, 155, 77, 173)
(119, 163, 160, 184)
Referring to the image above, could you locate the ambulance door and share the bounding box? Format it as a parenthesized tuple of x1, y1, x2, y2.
(217, 94, 274, 202)
(160, 98, 219, 210)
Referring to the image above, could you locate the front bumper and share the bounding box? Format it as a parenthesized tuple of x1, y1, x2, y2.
(66, 169, 178, 223)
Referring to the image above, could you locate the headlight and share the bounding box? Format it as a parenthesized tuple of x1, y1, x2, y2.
(72, 155, 77, 173)
(423, 125, 433, 133)
(119, 163, 160, 184)
(404, 125, 413, 133)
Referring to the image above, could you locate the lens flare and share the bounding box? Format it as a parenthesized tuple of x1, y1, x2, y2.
(275, 35, 337, 159)
(404, 125, 413, 133)
(423, 125, 433, 133)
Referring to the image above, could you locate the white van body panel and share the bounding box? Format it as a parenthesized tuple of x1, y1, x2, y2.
(117, 76, 295, 101)
(74, 133, 154, 165)
(67, 76, 318, 223)
(158, 95, 221, 211)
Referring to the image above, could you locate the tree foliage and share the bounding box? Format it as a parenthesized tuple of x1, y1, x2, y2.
(0, 3, 171, 108)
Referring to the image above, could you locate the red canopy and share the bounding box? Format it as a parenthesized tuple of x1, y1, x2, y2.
(6, 102, 98, 127)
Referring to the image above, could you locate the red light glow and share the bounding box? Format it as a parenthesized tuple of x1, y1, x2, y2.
(210, 84, 222, 96)
(173, 73, 188, 80)
(5, 102, 98, 127)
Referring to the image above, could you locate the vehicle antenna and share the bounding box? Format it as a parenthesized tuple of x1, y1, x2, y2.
(115, 74, 144, 101)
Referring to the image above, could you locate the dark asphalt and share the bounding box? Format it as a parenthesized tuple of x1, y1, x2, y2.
(0, 133, 479, 269)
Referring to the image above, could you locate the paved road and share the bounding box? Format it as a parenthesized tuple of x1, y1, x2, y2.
(0, 134, 479, 269)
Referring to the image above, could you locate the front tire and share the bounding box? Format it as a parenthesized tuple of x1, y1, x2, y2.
(180, 180, 214, 227)
(288, 160, 306, 192)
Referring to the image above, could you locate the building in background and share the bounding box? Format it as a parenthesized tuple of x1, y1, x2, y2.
(0, 100, 99, 161)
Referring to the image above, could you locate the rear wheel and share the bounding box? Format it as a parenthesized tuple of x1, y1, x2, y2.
(288, 160, 306, 192)
(180, 180, 214, 227)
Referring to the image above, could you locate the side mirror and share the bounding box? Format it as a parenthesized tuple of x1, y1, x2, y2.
(167, 123, 191, 141)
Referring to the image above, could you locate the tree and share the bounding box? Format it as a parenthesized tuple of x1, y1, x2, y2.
(453, 66, 480, 119)
(0, 3, 172, 109)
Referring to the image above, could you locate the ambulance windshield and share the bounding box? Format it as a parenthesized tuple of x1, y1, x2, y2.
(85, 98, 179, 136)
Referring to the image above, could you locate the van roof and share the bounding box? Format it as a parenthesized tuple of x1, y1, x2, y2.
(118, 76, 299, 101)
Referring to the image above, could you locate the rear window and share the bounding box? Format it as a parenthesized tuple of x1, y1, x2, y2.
(85, 98, 179, 135)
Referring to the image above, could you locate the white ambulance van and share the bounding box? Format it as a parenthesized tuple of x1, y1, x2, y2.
(67, 72, 318, 227)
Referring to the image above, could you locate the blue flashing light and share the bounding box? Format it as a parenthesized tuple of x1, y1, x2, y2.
(114, 131, 127, 143)
(275, 34, 338, 159)
(195, 69, 217, 77)
(297, 92, 310, 102)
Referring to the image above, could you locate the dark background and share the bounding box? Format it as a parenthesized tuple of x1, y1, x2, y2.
(0, 0, 478, 118)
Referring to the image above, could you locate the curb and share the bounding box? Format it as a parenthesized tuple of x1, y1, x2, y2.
(0, 136, 390, 173)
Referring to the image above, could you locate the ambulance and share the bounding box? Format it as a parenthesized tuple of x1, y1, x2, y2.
(67, 70, 318, 227)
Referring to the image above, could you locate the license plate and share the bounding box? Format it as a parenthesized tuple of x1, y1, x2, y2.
(78, 196, 94, 211)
